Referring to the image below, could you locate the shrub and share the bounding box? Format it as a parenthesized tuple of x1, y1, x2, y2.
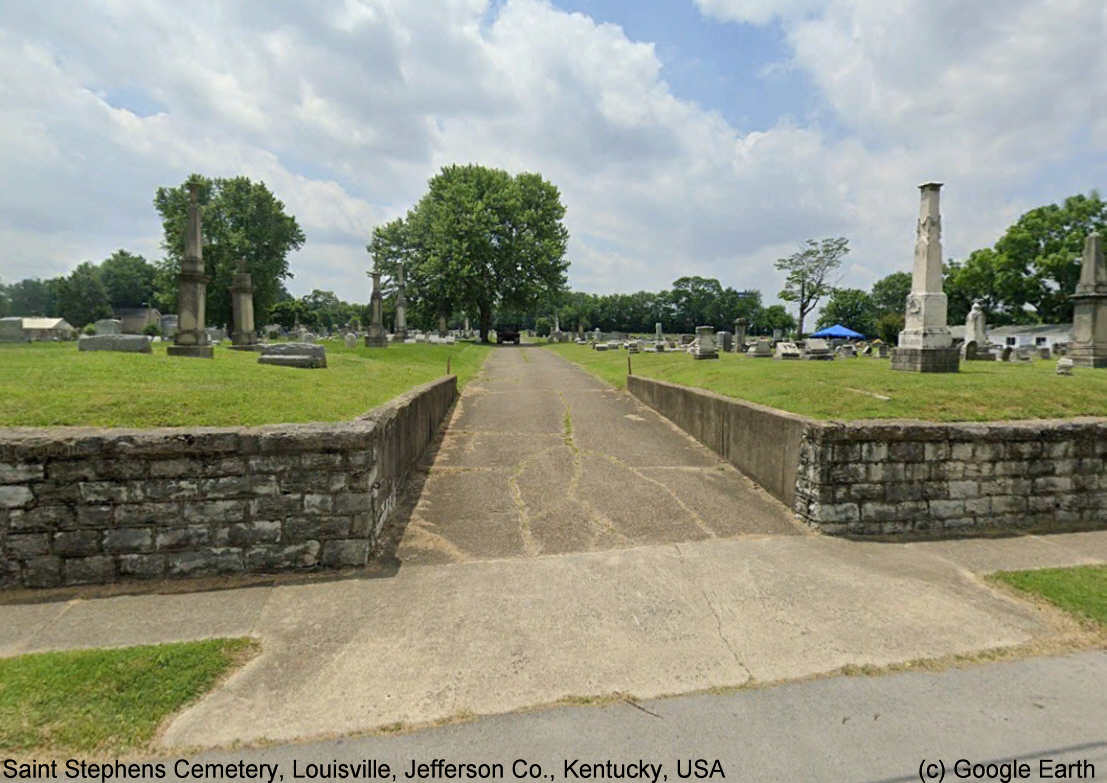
(143, 323, 161, 337)
(83, 324, 97, 336)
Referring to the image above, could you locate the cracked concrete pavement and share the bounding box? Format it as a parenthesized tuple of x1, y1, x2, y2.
(2, 345, 1106, 750)
(389, 345, 802, 565)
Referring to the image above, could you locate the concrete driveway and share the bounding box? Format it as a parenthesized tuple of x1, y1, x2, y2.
(385, 345, 802, 565)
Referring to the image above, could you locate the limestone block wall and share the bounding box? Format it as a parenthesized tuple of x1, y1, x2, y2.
(794, 419, 1107, 535)
(626, 375, 1107, 536)
(0, 376, 456, 588)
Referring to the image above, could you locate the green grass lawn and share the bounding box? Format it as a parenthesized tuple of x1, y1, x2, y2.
(992, 565, 1107, 628)
(543, 342, 1107, 422)
(0, 340, 491, 427)
(0, 638, 256, 754)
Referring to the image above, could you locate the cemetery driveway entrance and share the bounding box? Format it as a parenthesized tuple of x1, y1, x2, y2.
(390, 345, 802, 564)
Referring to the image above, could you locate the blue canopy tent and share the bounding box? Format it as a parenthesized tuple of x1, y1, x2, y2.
(810, 324, 865, 339)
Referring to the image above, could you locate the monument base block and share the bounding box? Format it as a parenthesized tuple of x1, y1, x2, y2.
(167, 345, 214, 359)
(364, 336, 388, 348)
(1067, 346, 1107, 368)
(890, 346, 960, 373)
(228, 344, 267, 352)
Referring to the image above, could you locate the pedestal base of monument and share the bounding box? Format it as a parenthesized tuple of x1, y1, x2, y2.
(890, 346, 960, 372)
(167, 344, 214, 359)
(364, 335, 388, 348)
(228, 343, 266, 352)
(1067, 345, 1107, 368)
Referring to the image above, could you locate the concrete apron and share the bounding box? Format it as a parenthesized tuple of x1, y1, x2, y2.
(131, 533, 1102, 747)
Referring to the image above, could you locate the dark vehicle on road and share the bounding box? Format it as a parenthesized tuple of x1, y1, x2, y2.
(495, 324, 521, 344)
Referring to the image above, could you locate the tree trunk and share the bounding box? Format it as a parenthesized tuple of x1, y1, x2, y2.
(479, 306, 492, 343)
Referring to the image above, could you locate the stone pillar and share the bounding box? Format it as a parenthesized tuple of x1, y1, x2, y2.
(438, 314, 447, 338)
(891, 182, 958, 372)
(167, 183, 213, 359)
(229, 260, 259, 350)
(655, 322, 663, 341)
(733, 318, 747, 352)
(364, 271, 388, 348)
(1069, 232, 1107, 368)
(394, 263, 407, 340)
(464, 315, 470, 336)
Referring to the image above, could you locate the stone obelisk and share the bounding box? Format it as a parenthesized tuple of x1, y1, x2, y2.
(394, 263, 408, 341)
(167, 183, 214, 359)
(1069, 232, 1107, 368)
(229, 259, 260, 350)
(891, 182, 958, 372)
(364, 270, 388, 348)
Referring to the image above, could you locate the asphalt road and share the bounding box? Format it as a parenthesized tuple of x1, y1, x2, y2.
(180, 650, 1107, 783)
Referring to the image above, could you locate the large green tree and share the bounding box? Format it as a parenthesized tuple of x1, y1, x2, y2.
(99, 250, 156, 309)
(370, 164, 569, 342)
(154, 174, 305, 327)
(816, 288, 877, 336)
(943, 191, 1106, 325)
(6, 278, 60, 316)
(775, 237, 849, 337)
(870, 271, 912, 316)
(57, 262, 112, 327)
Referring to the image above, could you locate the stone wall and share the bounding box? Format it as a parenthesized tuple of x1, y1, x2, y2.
(626, 375, 1107, 536)
(0, 377, 456, 588)
(794, 418, 1107, 535)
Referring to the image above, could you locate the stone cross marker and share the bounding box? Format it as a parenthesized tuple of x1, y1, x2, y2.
(168, 183, 214, 358)
(1069, 232, 1107, 368)
(364, 270, 388, 348)
(891, 182, 958, 372)
(229, 259, 259, 350)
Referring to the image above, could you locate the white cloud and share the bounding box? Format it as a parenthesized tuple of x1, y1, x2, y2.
(0, 0, 1104, 319)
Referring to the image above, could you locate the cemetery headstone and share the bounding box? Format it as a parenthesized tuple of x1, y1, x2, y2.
(891, 182, 958, 372)
(733, 318, 747, 353)
(748, 338, 773, 357)
(229, 259, 259, 350)
(365, 270, 388, 348)
(344, 333, 357, 349)
(1068, 232, 1107, 367)
(78, 334, 152, 353)
(1056, 357, 1074, 375)
(394, 262, 408, 340)
(258, 342, 327, 369)
(167, 183, 214, 359)
(1038, 346, 1052, 359)
(692, 326, 719, 359)
(716, 330, 733, 353)
(773, 341, 801, 360)
(803, 338, 833, 360)
(94, 318, 122, 335)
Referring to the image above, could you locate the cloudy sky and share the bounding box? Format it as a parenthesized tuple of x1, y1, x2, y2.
(2, 0, 1105, 308)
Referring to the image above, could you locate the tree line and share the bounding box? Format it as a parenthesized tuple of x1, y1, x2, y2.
(0, 174, 304, 330)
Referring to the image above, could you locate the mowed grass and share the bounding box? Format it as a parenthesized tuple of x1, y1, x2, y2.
(544, 342, 1107, 421)
(0, 340, 491, 427)
(992, 565, 1107, 628)
(0, 638, 257, 754)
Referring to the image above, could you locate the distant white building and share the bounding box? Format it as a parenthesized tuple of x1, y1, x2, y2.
(20, 317, 77, 341)
(950, 323, 1072, 350)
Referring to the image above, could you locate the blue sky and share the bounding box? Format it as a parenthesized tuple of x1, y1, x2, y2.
(551, 0, 824, 133)
(1, 0, 1104, 313)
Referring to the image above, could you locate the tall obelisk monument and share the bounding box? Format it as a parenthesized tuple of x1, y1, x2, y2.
(167, 183, 214, 358)
(1069, 232, 1107, 368)
(891, 182, 959, 372)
